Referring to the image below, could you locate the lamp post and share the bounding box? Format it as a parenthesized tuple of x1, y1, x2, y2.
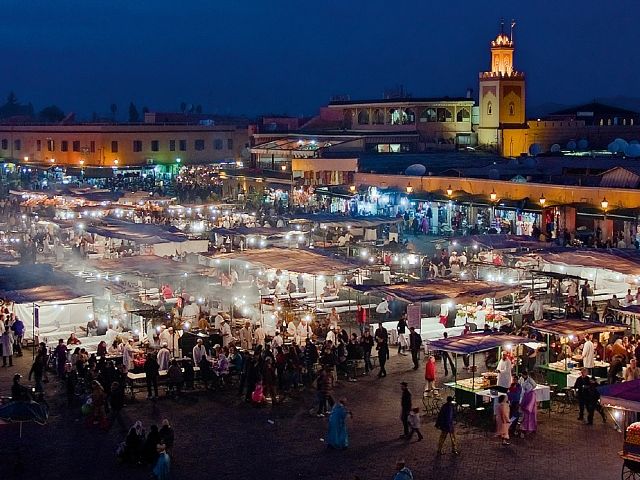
(601, 197, 609, 242)
(446, 185, 453, 231)
(406, 182, 413, 194)
(539, 193, 546, 229)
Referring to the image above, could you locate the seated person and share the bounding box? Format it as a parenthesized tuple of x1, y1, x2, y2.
(86, 318, 98, 336)
(167, 360, 184, 394)
(67, 333, 82, 346)
(228, 346, 243, 373)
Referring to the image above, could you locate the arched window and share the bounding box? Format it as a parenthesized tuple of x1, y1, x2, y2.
(487, 102, 493, 115)
(508, 103, 515, 116)
(420, 108, 437, 123)
(389, 109, 401, 125)
(372, 109, 384, 125)
(357, 110, 370, 125)
(403, 109, 415, 124)
(437, 107, 452, 122)
(456, 107, 470, 122)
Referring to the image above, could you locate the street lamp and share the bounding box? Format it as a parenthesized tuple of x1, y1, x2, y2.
(539, 194, 546, 207)
(113, 159, 119, 166)
(490, 189, 497, 202)
(601, 197, 609, 211)
(446, 185, 453, 197)
(349, 185, 356, 194)
(23, 156, 29, 163)
(281, 164, 287, 171)
(406, 182, 414, 194)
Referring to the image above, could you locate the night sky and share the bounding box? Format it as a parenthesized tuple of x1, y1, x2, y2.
(3, 0, 638, 118)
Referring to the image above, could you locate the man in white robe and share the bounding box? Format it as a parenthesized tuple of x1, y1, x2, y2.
(192, 338, 208, 364)
(496, 352, 513, 389)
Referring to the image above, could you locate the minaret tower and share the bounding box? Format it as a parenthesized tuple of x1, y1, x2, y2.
(478, 19, 527, 155)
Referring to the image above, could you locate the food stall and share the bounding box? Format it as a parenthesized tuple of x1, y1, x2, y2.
(427, 333, 534, 406)
(351, 279, 520, 340)
(533, 318, 627, 387)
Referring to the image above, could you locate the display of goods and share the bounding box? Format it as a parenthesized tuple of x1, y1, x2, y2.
(624, 423, 640, 455)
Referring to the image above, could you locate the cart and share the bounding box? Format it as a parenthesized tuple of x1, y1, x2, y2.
(620, 451, 640, 479)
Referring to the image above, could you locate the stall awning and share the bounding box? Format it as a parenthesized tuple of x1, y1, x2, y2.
(285, 213, 402, 228)
(351, 279, 519, 304)
(427, 333, 529, 355)
(215, 248, 358, 275)
(446, 234, 546, 251)
(532, 319, 627, 336)
(85, 256, 210, 277)
(0, 264, 95, 303)
(599, 379, 640, 411)
(85, 218, 188, 244)
(532, 249, 640, 277)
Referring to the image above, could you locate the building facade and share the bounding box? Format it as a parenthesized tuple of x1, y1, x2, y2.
(0, 123, 250, 168)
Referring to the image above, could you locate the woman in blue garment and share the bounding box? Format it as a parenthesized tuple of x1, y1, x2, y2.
(327, 398, 351, 449)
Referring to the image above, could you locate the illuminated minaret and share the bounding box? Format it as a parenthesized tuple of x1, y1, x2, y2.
(478, 19, 526, 155)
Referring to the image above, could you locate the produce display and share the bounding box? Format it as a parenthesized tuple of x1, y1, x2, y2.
(625, 422, 640, 456)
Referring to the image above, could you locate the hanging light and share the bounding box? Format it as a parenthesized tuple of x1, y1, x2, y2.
(601, 197, 608, 211)
(406, 183, 414, 194)
(539, 194, 546, 206)
(446, 185, 453, 197)
(349, 185, 356, 193)
(490, 189, 497, 202)
(281, 164, 287, 171)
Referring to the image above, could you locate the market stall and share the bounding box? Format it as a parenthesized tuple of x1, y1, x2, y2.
(427, 333, 540, 406)
(533, 318, 627, 387)
(351, 279, 520, 340)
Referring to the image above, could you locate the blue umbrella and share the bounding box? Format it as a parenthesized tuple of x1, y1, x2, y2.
(0, 401, 49, 438)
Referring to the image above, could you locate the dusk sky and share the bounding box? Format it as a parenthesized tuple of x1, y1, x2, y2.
(3, 0, 638, 118)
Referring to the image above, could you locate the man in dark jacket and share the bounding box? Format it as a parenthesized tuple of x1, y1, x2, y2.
(408, 327, 422, 370)
(573, 368, 590, 421)
(143, 353, 160, 399)
(435, 396, 459, 455)
(400, 382, 412, 438)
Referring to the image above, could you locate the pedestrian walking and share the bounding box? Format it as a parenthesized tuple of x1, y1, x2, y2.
(435, 396, 459, 455)
(400, 382, 412, 438)
(408, 327, 422, 370)
(407, 407, 423, 441)
(440, 332, 456, 376)
(424, 355, 437, 395)
(392, 460, 414, 480)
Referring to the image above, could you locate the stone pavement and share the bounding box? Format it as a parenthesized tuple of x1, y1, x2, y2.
(0, 349, 622, 480)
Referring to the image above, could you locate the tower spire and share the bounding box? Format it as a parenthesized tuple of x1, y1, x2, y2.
(510, 19, 516, 43)
(500, 18, 505, 34)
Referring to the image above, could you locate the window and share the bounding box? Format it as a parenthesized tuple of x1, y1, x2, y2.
(36, 140, 41, 152)
(456, 108, 471, 122)
(1, 139, 8, 150)
(179, 139, 187, 151)
(420, 108, 437, 122)
(61, 140, 68, 152)
(436, 107, 453, 122)
(227, 138, 233, 150)
(214, 139, 223, 150)
(403, 109, 415, 124)
(194, 139, 205, 151)
(508, 103, 515, 116)
(90, 141, 95, 153)
(72, 141, 80, 152)
(151, 140, 159, 152)
(487, 102, 493, 115)
(111, 141, 118, 153)
(357, 110, 370, 125)
(372, 109, 385, 125)
(13, 139, 21, 151)
(47, 139, 55, 151)
(133, 140, 143, 152)
(169, 140, 176, 151)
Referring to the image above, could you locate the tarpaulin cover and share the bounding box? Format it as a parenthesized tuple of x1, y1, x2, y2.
(215, 248, 358, 275)
(85, 256, 210, 277)
(285, 213, 402, 228)
(427, 332, 529, 355)
(533, 248, 640, 277)
(0, 264, 95, 303)
(86, 218, 187, 244)
(532, 318, 627, 336)
(599, 379, 640, 411)
(350, 279, 518, 304)
(446, 234, 545, 251)
(210, 226, 300, 237)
